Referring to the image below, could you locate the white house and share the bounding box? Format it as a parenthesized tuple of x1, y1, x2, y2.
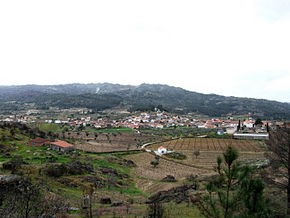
(243, 120, 254, 128)
(157, 146, 167, 154)
(154, 146, 174, 156)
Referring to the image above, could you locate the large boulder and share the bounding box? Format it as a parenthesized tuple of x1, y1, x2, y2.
(147, 184, 197, 204)
(98, 167, 129, 179)
(106, 157, 136, 167)
(81, 176, 106, 188)
(100, 198, 112, 204)
(161, 175, 177, 182)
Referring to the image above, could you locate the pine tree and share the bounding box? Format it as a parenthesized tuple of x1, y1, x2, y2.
(237, 120, 241, 132)
(197, 146, 271, 218)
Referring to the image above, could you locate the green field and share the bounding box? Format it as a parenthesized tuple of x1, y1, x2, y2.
(34, 123, 64, 133)
(86, 127, 134, 133)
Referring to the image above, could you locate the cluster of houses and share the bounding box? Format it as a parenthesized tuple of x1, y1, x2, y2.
(2, 112, 290, 133)
(28, 138, 74, 152)
(47, 113, 288, 131)
(42, 113, 279, 131)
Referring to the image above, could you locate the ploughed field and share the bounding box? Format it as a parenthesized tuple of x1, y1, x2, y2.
(127, 152, 212, 180)
(62, 131, 161, 153)
(146, 138, 267, 169)
(125, 138, 268, 194)
(147, 138, 265, 152)
(126, 152, 213, 194)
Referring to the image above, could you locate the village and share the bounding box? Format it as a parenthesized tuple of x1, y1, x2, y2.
(2, 108, 290, 156)
(1, 108, 287, 134)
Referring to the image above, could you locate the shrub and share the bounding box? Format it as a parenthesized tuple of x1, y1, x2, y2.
(2, 155, 27, 173)
(164, 152, 186, 160)
(147, 203, 165, 218)
(43, 161, 94, 177)
(150, 161, 159, 168)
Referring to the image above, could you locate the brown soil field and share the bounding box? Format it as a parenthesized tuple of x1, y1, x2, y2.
(147, 138, 266, 152)
(126, 153, 213, 181)
(145, 138, 267, 169)
(134, 178, 180, 195)
(110, 137, 269, 209)
(68, 132, 162, 153)
(170, 150, 267, 169)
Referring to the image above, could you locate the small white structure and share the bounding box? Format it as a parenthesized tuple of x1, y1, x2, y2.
(154, 146, 174, 156)
(233, 133, 269, 140)
(157, 146, 167, 154)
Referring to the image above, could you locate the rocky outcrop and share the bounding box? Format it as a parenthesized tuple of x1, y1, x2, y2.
(106, 157, 137, 167)
(98, 167, 129, 179)
(161, 175, 177, 182)
(147, 184, 197, 204)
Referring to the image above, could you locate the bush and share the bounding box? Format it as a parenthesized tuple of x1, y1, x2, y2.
(44, 164, 66, 177)
(2, 155, 27, 173)
(164, 152, 186, 160)
(147, 203, 165, 218)
(43, 161, 94, 177)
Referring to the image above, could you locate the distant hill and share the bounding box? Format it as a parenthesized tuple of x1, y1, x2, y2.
(0, 83, 289, 120)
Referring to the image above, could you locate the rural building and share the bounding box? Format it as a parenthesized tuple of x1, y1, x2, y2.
(154, 146, 174, 156)
(233, 133, 269, 140)
(157, 146, 167, 154)
(28, 138, 49, 147)
(48, 140, 74, 152)
(243, 120, 255, 128)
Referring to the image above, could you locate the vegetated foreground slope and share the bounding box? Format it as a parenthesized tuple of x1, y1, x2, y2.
(0, 123, 205, 217)
(0, 83, 290, 119)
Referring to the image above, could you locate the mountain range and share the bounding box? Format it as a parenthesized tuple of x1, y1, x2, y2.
(0, 83, 289, 120)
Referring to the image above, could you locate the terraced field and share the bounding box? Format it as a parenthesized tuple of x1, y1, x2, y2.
(145, 138, 267, 169)
(135, 178, 179, 195)
(147, 138, 266, 152)
(73, 132, 162, 153)
(127, 152, 212, 180)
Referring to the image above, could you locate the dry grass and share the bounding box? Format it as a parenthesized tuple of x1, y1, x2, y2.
(71, 132, 162, 153)
(127, 153, 212, 181)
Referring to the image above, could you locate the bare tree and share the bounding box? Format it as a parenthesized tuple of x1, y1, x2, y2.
(193, 150, 200, 159)
(0, 177, 69, 217)
(266, 128, 290, 215)
(82, 184, 95, 218)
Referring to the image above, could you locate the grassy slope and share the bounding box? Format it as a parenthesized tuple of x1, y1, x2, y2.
(0, 126, 204, 217)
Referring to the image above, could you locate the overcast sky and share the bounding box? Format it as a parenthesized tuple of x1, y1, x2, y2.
(0, 0, 290, 102)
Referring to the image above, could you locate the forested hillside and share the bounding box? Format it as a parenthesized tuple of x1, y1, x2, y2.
(0, 83, 289, 119)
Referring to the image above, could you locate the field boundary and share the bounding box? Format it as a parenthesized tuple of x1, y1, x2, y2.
(77, 149, 142, 155)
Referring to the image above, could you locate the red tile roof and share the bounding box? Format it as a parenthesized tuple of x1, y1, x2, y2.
(29, 137, 48, 144)
(158, 146, 167, 149)
(49, 140, 74, 148)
